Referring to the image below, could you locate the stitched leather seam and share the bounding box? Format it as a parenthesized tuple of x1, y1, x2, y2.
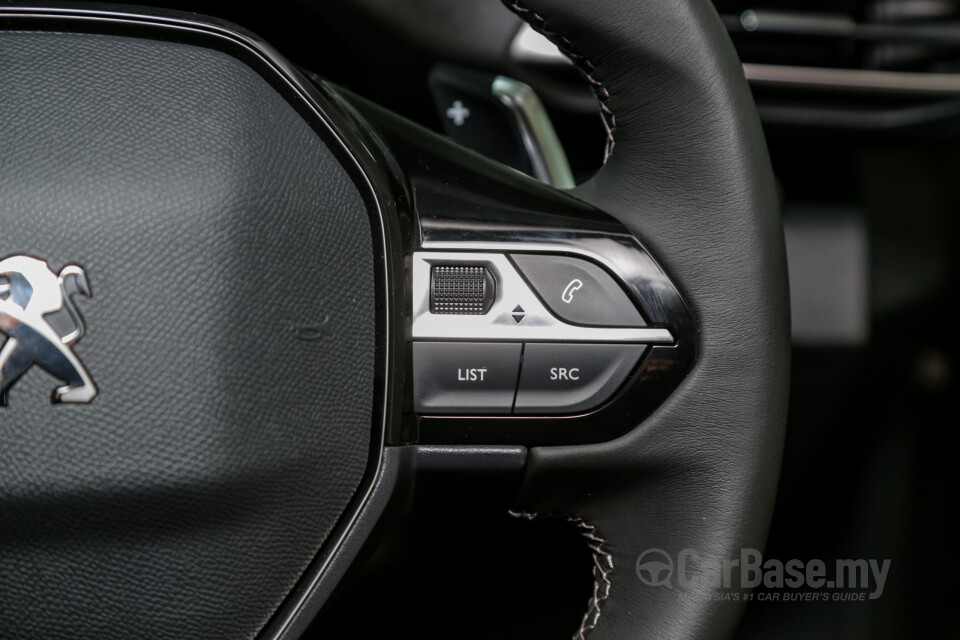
(502, 0, 617, 162)
(509, 511, 614, 640)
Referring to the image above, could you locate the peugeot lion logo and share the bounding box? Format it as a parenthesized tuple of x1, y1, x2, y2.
(0, 255, 97, 406)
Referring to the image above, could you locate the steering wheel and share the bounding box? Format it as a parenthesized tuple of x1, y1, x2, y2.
(0, 2, 789, 639)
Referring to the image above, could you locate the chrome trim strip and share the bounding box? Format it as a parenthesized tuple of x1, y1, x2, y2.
(743, 62, 960, 95)
(413, 252, 674, 344)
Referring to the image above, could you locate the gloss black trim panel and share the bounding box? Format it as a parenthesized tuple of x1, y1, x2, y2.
(331, 87, 698, 446)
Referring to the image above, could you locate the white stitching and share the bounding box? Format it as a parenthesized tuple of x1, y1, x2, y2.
(503, 0, 617, 162)
(567, 516, 613, 639)
(508, 511, 614, 640)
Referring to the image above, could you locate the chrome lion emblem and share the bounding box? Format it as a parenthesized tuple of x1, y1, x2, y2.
(0, 255, 97, 405)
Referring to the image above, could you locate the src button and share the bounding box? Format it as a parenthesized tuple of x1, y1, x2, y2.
(514, 343, 646, 414)
(510, 254, 645, 327)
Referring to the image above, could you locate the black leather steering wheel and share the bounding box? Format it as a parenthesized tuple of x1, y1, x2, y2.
(0, 2, 789, 639)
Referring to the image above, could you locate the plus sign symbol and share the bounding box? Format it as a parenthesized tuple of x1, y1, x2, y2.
(445, 100, 471, 126)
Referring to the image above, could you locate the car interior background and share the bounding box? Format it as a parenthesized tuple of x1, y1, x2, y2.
(3, 1, 958, 638)
(241, 2, 956, 637)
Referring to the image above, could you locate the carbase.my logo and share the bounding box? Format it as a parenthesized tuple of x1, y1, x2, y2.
(635, 548, 674, 587)
(635, 548, 891, 600)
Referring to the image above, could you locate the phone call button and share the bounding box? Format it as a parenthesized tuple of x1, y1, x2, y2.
(510, 254, 646, 327)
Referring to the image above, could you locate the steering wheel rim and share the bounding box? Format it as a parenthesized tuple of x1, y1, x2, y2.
(498, 1, 790, 637)
(0, 2, 789, 639)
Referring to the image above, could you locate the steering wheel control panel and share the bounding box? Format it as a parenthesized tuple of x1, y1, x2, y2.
(411, 252, 673, 415)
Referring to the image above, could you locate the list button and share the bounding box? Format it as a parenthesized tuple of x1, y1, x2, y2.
(413, 342, 522, 414)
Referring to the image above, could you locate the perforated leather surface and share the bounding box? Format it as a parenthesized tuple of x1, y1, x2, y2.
(0, 31, 376, 639)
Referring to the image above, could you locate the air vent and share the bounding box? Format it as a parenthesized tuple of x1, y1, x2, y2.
(865, 0, 960, 72)
(721, 1, 960, 74)
(511, 3, 960, 129)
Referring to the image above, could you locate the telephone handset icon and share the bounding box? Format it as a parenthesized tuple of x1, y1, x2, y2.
(561, 279, 584, 304)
